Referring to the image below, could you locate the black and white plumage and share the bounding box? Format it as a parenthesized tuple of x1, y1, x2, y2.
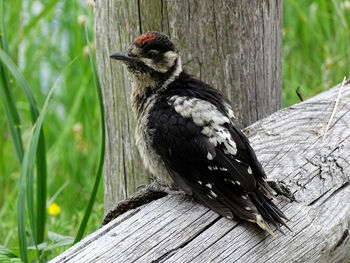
(110, 32, 288, 236)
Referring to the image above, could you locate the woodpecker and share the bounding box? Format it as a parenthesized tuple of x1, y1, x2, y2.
(110, 32, 288, 236)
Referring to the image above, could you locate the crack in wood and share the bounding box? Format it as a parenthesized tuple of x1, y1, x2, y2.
(323, 182, 350, 204)
(331, 229, 349, 252)
(188, 220, 243, 262)
(308, 188, 332, 206)
(151, 217, 222, 263)
(137, 0, 142, 34)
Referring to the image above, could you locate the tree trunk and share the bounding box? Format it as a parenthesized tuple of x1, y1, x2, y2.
(94, 0, 283, 213)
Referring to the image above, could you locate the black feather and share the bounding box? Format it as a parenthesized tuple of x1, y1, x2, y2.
(148, 72, 288, 233)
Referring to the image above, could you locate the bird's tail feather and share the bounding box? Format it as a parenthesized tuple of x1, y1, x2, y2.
(249, 191, 291, 235)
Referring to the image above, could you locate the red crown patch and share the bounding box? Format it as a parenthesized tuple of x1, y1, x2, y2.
(134, 33, 157, 46)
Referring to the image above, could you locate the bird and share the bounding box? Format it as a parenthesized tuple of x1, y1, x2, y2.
(110, 32, 289, 237)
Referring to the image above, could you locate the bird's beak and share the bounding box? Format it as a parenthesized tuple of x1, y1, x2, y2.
(110, 52, 135, 62)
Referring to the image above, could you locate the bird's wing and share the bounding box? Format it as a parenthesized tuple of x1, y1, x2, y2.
(149, 94, 281, 226)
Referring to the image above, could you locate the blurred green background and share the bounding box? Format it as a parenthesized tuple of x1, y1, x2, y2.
(0, 0, 349, 261)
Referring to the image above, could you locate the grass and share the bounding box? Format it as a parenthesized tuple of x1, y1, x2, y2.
(0, 0, 349, 262)
(282, 0, 350, 106)
(0, 0, 103, 261)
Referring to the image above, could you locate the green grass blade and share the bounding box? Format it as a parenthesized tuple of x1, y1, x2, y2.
(0, 49, 39, 260)
(0, 66, 24, 163)
(0, 0, 24, 164)
(74, 27, 105, 244)
(0, 46, 48, 249)
(1, 0, 48, 246)
(0, 0, 9, 53)
(19, 56, 80, 262)
(0, 49, 39, 118)
(35, 128, 47, 246)
(0, 49, 30, 263)
(19, 90, 52, 263)
(17, 172, 28, 263)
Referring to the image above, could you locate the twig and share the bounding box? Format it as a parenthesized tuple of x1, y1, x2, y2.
(296, 86, 304, 102)
(322, 76, 347, 142)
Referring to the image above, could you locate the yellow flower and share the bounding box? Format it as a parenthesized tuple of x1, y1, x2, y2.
(48, 203, 61, 216)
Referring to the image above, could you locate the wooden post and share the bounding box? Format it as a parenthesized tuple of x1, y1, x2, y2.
(94, 0, 283, 213)
(50, 80, 350, 263)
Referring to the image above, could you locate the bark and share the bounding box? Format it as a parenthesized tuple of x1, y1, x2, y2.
(50, 80, 350, 263)
(94, 0, 283, 213)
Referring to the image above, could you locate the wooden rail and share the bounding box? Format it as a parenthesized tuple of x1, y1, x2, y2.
(50, 80, 350, 263)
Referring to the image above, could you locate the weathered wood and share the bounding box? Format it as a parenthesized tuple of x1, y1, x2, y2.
(94, 0, 283, 212)
(50, 80, 350, 263)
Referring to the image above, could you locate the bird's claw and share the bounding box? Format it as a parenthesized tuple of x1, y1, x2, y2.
(267, 180, 295, 201)
(137, 181, 185, 196)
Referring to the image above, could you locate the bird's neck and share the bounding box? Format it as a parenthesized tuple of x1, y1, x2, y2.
(160, 57, 182, 90)
(130, 57, 182, 118)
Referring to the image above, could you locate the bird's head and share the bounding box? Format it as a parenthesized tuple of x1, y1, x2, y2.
(110, 32, 182, 87)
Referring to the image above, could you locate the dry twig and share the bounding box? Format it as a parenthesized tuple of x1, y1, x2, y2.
(322, 76, 347, 141)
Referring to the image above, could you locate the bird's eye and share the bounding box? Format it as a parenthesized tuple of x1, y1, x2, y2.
(146, 51, 157, 59)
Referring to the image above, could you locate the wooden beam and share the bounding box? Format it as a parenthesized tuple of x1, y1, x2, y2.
(50, 80, 350, 263)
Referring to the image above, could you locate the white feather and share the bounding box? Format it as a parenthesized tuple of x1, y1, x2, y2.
(171, 96, 238, 164)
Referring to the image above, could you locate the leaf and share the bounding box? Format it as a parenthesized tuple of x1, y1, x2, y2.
(28, 232, 74, 252)
(0, 246, 22, 263)
(47, 231, 74, 244)
(27, 243, 48, 251)
(0, 245, 18, 258)
(0, 255, 23, 263)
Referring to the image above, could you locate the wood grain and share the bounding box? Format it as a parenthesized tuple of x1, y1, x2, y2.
(50, 80, 350, 263)
(94, 0, 283, 212)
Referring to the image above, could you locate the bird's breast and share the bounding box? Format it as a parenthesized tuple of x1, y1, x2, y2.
(133, 94, 174, 187)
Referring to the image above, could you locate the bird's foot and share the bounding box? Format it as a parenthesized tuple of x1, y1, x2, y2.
(101, 181, 185, 226)
(137, 181, 185, 196)
(101, 184, 167, 226)
(267, 180, 295, 202)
